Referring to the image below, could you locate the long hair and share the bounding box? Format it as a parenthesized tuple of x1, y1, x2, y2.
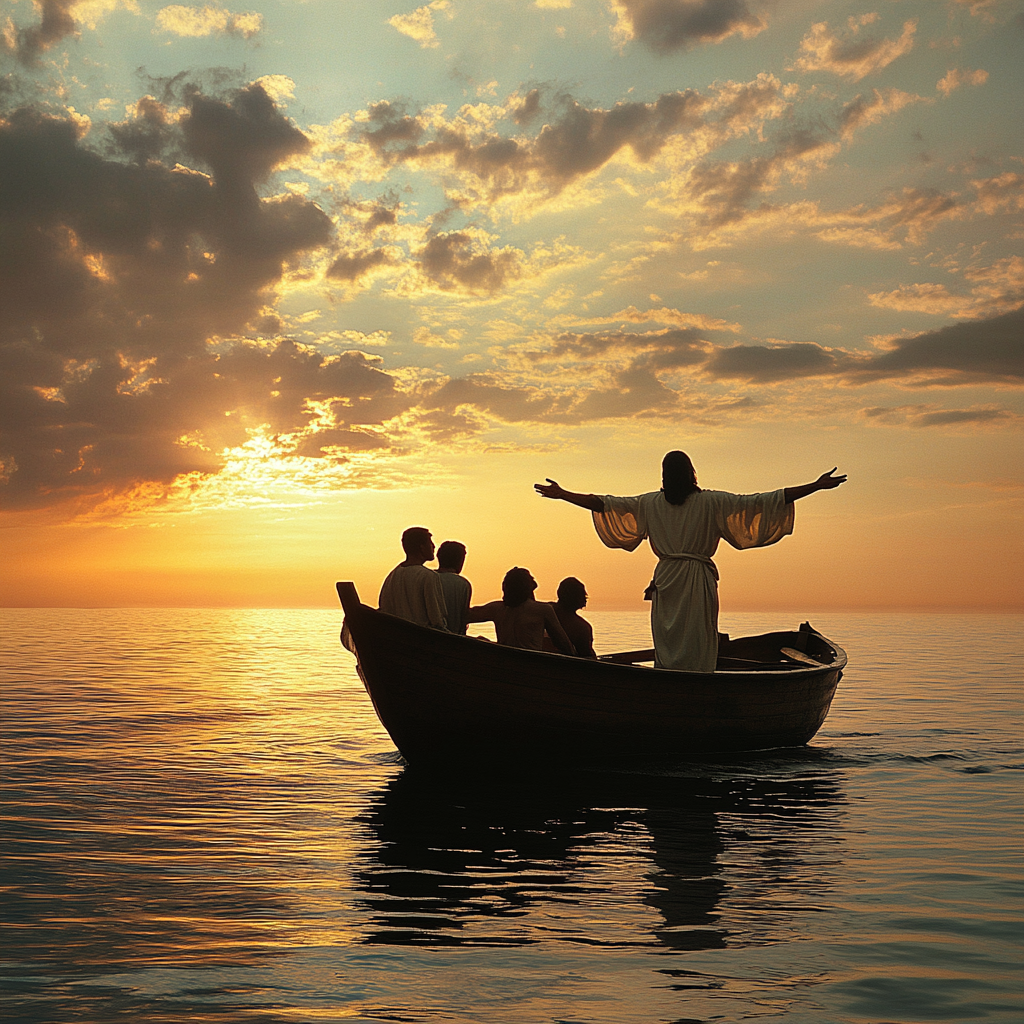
(661, 450, 700, 506)
(502, 567, 536, 607)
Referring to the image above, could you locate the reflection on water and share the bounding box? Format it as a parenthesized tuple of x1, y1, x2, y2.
(1, 609, 1021, 1023)
(356, 760, 844, 956)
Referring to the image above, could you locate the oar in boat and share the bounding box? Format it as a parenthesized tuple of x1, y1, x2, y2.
(780, 647, 822, 667)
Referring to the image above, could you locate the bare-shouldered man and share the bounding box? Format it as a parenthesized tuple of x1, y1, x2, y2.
(548, 576, 596, 658)
(467, 567, 573, 655)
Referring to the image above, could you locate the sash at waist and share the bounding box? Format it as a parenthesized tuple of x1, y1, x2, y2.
(644, 552, 719, 599)
(655, 552, 719, 579)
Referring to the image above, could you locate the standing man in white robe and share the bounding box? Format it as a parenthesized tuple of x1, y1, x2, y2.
(535, 452, 846, 672)
(378, 527, 448, 630)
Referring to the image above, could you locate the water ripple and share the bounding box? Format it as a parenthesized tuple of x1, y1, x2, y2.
(1, 609, 1021, 1023)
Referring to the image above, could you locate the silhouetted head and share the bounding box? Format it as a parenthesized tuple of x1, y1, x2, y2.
(556, 577, 587, 611)
(437, 540, 466, 572)
(662, 450, 701, 506)
(502, 567, 537, 607)
(401, 526, 434, 561)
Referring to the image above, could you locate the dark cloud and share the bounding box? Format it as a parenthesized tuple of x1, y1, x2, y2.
(3, 0, 78, 65)
(512, 89, 542, 125)
(362, 90, 707, 197)
(536, 309, 1024, 391)
(613, 0, 766, 54)
(1, 88, 330, 359)
(337, 194, 401, 236)
(542, 328, 711, 367)
(697, 310, 1024, 385)
(183, 83, 312, 200)
(106, 96, 174, 164)
(856, 307, 1024, 383)
(862, 405, 1013, 428)
(364, 101, 424, 151)
(327, 248, 395, 281)
(417, 360, 683, 426)
(567, 365, 679, 420)
(687, 127, 835, 227)
(363, 203, 398, 233)
(412, 408, 484, 443)
(705, 341, 858, 381)
(915, 408, 1009, 426)
(292, 426, 390, 457)
(683, 89, 923, 230)
(421, 374, 564, 422)
(534, 91, 706, 175)
(0, 88, 422, 510)
(416, 232, 522, 294)
(213, 342, 403, 432)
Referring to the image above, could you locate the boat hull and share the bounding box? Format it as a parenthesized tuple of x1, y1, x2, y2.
(337, 582, 845, 765)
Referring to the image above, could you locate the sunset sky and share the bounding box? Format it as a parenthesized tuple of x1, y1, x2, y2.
(1, 0, 1021, 610)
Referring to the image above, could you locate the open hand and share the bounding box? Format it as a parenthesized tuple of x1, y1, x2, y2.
(534, 478, 565, 499)
(815, 468, 847, 490)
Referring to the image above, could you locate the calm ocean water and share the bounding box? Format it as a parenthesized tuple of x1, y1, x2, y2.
(1, 608, 1021, 1023)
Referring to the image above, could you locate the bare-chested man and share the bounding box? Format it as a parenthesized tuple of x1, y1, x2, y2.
(467, 567, 573, 655)
(549, 576, 596, 658)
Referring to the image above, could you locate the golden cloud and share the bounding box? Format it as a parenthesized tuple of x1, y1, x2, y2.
(869, 257, 1024, 318)
(155, 4, 262, 39)
(388, 0, 451, 48)
(937, 67, 989, 96)
(790, 15, 916, 82)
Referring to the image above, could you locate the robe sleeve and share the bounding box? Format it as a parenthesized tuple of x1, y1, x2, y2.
(592, 494, 646, 551)
(714, 488, 795, 550)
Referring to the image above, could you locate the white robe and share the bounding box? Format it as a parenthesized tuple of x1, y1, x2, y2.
(594, 489, 794, 672)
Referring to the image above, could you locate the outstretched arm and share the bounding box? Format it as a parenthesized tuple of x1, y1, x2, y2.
(466, 601, 500, 624)
(534, 478, 604, 513)
(783, 468, 847, 504)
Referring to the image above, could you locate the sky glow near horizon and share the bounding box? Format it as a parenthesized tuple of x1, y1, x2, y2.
(1, 0, 1022, 610)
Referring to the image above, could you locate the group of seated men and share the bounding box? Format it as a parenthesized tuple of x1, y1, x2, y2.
(378, 526, 596, 658)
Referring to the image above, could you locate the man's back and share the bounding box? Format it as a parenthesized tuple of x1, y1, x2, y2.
(379, 564, 447, 629)
(436, 571, 471, 634)
(551, 604, 596, 658)
(471, 598, 572, 654)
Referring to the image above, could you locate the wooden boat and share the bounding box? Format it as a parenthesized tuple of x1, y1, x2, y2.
(336, 581, 846, 765)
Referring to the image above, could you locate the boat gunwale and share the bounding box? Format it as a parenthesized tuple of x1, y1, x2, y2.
(336, 580, 848, 680)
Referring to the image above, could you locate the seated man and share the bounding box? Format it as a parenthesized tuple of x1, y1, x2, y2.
(378, 527, 447, 629)
(467, 567, 574, 655)
(435, 540, 472, 635)
(549, 576, 597, 658)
